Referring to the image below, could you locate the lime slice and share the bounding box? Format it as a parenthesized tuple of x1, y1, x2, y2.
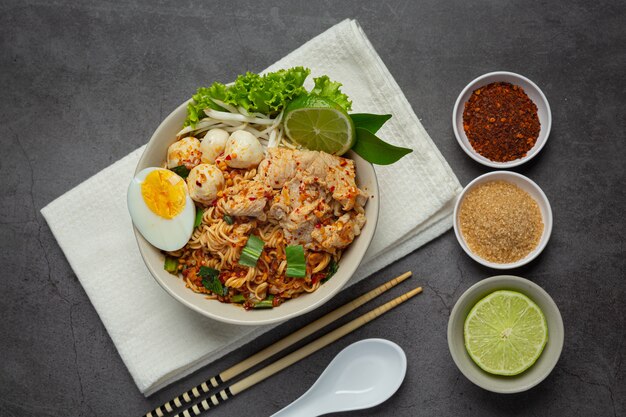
(283, 95, 355, 155)
(464, 290, 548, 376)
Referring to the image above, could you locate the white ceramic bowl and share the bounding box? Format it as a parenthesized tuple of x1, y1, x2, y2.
(447, 275, 564, 393)
(453, 171, 552, 269)
(452, 71, 551, 168)
(132, 100, 379, 325)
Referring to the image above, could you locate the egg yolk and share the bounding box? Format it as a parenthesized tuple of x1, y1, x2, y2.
(141, 170, 186, 219)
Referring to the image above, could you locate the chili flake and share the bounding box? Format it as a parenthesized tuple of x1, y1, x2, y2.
(463, 82, 540, 162)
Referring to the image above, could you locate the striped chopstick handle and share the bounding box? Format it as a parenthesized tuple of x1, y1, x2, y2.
(144, 375, 223, 417)
(143, 271, 413, 417)
(169, 285, 422, 417)
(173, 388, 234, 417)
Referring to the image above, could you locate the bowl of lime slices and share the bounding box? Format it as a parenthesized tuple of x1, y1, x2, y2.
(447, 275, 564, 393)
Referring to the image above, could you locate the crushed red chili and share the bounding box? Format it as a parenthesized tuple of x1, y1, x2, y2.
(463, 82, 540, 162)
(272, 296, 283, 308)
(311, 272, 325, 284)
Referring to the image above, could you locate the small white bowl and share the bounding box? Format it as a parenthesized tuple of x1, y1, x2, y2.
(447, 275, 564, 393)
(452, 71, 551, 168)
(453, 171, 552, 269)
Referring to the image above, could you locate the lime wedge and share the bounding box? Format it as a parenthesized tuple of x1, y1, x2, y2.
(464, 290, 548, 376)
(283, 95, 355, 155)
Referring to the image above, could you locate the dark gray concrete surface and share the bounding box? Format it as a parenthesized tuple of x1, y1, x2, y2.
(1, 0, 624, 416)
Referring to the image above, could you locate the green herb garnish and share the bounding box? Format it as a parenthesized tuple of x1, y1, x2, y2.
(199, 266, 219, 279)
(321, 259, 339, 283)
(239, 235, 265, 267)
(199, 266, 226, 296)
(352, 127, 413, 165)
(350, 113, 392, 134)
(194, 208, 204, 228)
(223, 215, 234, 225)
(163, 256, 178, 274)
(170, 165, 190, 179)
(349, 113, 412, 164)
(285, 245, 307, 278)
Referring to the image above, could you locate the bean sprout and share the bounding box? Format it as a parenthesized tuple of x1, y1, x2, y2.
(177, 102, 289, 153)
(209, 98, 239, 114)
(203, 109, 275, 125)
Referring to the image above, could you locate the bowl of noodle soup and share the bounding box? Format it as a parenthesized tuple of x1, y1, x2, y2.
(133, 99, 379, 325)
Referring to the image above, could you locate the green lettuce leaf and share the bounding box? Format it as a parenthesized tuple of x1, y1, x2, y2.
(310, 75, 352, 112)
(186, 84, 228, 126)
(185, 67, 311, 126)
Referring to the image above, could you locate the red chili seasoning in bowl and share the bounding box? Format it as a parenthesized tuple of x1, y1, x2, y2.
(463, 82, 540, 162)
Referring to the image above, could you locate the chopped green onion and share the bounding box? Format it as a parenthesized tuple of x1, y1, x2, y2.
(321, 259, 339, 283)
(239, 235, 264, 267)
(194, 208, 204, 228)
(164, 256, 178, 274)
(230, 294, 246, 303)
(170, 165, 190, 179)
(286, 245, 306, 278)
(223, 215, 234, 225)
(253, 295, 274, 309)
(199, 266, 225, 295)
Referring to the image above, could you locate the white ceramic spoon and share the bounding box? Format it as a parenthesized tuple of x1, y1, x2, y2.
(271, 339, 407, 417)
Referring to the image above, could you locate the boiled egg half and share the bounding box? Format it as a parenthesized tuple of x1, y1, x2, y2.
(128, 167, 195, 251)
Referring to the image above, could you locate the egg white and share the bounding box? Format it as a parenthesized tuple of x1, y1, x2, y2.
(127, 167, 196, 251)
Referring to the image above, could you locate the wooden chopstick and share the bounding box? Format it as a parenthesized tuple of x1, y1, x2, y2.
(173, 285, 423, 417)
(144, 271, 412, 417)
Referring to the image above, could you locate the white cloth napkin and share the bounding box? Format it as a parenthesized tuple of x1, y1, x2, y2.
(41, 19, 461, 396)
